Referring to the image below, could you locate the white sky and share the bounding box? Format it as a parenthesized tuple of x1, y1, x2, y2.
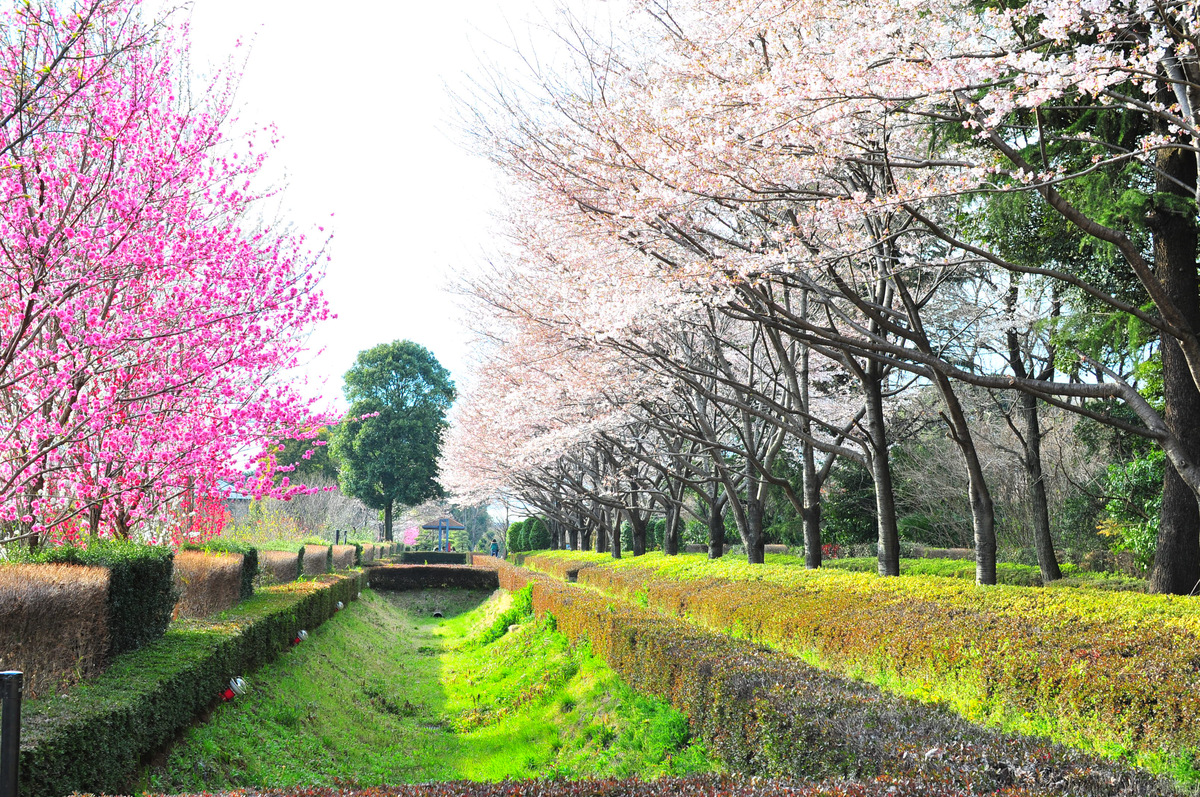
(185, 0, 557, 412)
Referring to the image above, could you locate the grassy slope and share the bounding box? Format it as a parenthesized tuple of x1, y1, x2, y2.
(141, 588, 713, 792)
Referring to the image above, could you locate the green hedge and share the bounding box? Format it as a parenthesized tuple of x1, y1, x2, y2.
(19, 571, 364, 797)
(18, 541, 177, 656)
(181, 540, 258, 600)
(476, 558, 1173, 795)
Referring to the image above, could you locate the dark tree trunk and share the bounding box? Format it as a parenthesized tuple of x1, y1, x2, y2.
(629, 511, 647, 556)
(596, 516, 608, 553)
(663, 504, 680, 555)
(568, 524, 579, 551)
(611, 512, 622, 559)
(1150, 142, 1200, 594)
(1020, 390, 1062, 582)
(864, 362, 900, 576)
(746, 495, 766, 564)
(800, 335, 823, 568)
(384, 501, 393, 542)
(707, 500, 725, 559)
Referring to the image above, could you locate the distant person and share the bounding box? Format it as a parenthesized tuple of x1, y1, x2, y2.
(491, 539, 500, 557)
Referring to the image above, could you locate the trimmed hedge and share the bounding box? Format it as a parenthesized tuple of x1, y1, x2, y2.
(400, 551, 467, 565)
(182, 540, 258, 599)
(0, 564, 110, 698)
(258, 550, 301, 584)
(331, 544, 356, 570)
(172, 551, 243, 619)
(520, 551, 1200, 776)
(20, 541, 177, 656)
(366, 565, 499, 591)
(20, 571, 364, 797)
(301, 544, 331, 576)
(130, 774, 1111, 797)
(475, 558, 1174, 796)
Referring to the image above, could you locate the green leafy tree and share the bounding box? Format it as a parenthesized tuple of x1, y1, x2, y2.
(506, 519, 526, 552)
(332, 341, 455, 540)
(527, 517, 551, 550)
(274, 427, 339, 482)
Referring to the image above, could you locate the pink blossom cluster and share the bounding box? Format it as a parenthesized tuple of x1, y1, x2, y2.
(0, 2, 333, 541)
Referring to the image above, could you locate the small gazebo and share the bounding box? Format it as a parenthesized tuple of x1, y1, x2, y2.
(421, 517, 465, 552)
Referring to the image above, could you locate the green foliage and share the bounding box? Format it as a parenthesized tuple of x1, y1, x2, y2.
(183, 540, 258, 600)
(509, 519, 530, 552)
(20, 541, 177, 656)
(478, 584, 534, 645)
(1098, 447, 1165, 569)
(820, 460, 876, 545)
(332, 341, 456, 522)
(272, 426, 339, 482)
(527, 517, 552, 550)
(21, 573, 363, 797)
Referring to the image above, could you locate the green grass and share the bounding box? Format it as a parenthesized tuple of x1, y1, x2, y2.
(140, 587, 714, 791)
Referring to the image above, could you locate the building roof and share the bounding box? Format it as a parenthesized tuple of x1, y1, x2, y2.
(421, 517, 465, 530)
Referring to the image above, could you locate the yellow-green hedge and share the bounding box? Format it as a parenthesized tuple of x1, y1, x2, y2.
(474, 557, 1172, 794)
(520, 551, 1200, 775)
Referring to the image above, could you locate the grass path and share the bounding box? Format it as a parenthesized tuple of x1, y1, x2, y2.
(140, 587, 712, 792)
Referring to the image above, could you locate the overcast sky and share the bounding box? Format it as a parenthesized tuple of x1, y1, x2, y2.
(185, 0, 556, 411)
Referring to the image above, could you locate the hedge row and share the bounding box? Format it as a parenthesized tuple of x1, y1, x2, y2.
(474, 557, 1172, 796)
(401, 551, 468, 565)
(172, 551, 244, 619)
(0, 564, 110, 697)
(20, 570, 364, 797)
(133, 774, 1117, 797)
(182, 540, 259, 600)
(366, 564, 499, 591)
(18, 541, 177, 657)
(520, 551, 1200, 775)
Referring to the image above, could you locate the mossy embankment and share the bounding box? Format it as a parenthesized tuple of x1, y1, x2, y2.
(141, 586, 713, 792)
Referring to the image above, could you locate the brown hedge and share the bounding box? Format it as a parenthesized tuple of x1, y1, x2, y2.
(301, 544, 331, 576)
(172, 551, 243, 619)
(258, 550, 300, 584)
(361, 544, 376, 563)
(132, 774, 1075, 797)
(0, 563, 110, 698)
(331, 545, 356, 570)
(366, 564, 500, 591)
(473, 557, 1173, 796)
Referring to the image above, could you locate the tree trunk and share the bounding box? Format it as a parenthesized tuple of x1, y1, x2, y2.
(1150, 142, 1200, 594)
(568, 524, 579, 552)
(384, 500, 393, 542)
(746, 495, 766, 564)
(800, 334, 823, 568)
(611, 512, 622, 559)
(629, 510, 647, 556)
(596, 516, 608, 553)
(864, 362, 900, 576)
(933, 373, 997, 585)
(1019, 390, 1062, 582)
(707, 500, 725, 559)
(664, 504, 680, 555)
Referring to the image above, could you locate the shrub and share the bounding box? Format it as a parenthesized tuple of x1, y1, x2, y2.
(366, 564, 499, 591)
(527, 517, 551, 550)
(473, 557, 1173, 795)
(331, 544, 356, 570)
(361, 543, 376, 563)
(520, 550, 1200, 776)
(20, 572, 363, 797)
(301, 544, 331, 576)
(353, 542, 364, 566)
(512, 519, 530, 551)
(172, 551, 244, 618)
(181, 539, 257, 600)
(477, 583, 534, 644)
(0, 564, 110, 697)
(258, 549, 301, 584)
(23, 541, 177, 656)
(399, 551, 467, 565)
